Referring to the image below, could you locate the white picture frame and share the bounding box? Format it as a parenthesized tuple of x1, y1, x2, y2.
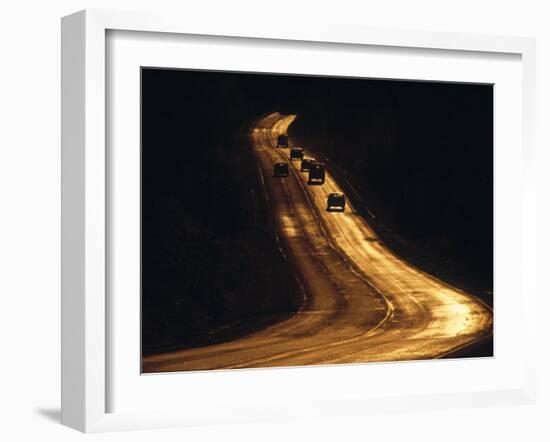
(61, 9, 537, 433)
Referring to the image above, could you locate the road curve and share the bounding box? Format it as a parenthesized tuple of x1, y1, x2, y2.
(142, 113, 493, 373)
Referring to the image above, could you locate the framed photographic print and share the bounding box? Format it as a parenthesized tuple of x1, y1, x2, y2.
(61, 9, 537, 432)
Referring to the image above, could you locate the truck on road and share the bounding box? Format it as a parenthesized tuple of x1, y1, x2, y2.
(290, 147, 304, 161)
(327, 192, 345, 212)
(308, 163, 326, 185)
(273, 162, 289, 177)
(277, 134, 289, 148)
(300, 158, 316, 172)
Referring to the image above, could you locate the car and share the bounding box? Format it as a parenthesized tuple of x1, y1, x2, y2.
(289, 147, 304, 161)
(273, 162, 289, 177)
(308, 162, 326, 185)
(327, 192, 345, 211)
(300, 158, 316, 172)
(276, 134, 289, 148)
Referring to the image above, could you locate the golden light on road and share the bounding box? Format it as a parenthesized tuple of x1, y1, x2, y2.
(142, 112, 492, 373)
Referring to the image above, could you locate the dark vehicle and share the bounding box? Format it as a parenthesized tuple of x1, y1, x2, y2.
(327, 192, 345, 212)
(290, 147, 304, 161)
(308, 162, 325, 184)
(277, 134, 289, 148)
(300, 158, 316, 172)
(273, 162, 289, 177)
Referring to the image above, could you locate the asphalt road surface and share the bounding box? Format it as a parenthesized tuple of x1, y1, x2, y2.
(143, 113, 493, 373)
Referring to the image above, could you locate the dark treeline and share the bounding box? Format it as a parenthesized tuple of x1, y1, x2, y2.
(141, 69, 303, 355)
(142, 68, 493, 354)
(289, 79, 493, 301)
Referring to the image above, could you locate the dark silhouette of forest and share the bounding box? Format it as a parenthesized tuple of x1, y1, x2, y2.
(141, 70, 302, 355)
(290, 80, 493, 303)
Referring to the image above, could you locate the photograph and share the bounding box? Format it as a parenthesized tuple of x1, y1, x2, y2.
(140, 68, 494, 373)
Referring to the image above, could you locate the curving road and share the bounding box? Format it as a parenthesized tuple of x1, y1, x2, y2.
(143, 112, 493, 373)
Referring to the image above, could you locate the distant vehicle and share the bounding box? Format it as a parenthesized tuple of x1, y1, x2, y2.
(290, 147, 304, 161)
(276, 134, 289, 148)
(308, 163, 325, 184)
(327, 192, 345, 212)
(273, 162, 289, 177)
(300, 158, 316, 172)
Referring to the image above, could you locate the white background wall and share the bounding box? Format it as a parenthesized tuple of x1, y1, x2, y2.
(0, 1, 547, 441)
